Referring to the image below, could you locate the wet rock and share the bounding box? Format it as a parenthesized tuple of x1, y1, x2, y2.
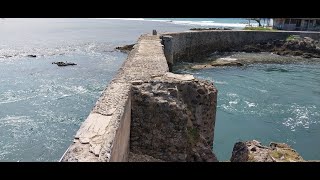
(115, 44, 135, 53)
(211, 61, 243, 67)
(230, 140, 305, 162)
(302, 53, 313, 58)
(230, 142, 249, 162)
(52, 61, 77, 66)
(243, 45, 261, 52)
(197, 88, 206, 95)
(291, 51, 303, 56)
(210, 36, 320, 60)
(191, 61, 243, 70)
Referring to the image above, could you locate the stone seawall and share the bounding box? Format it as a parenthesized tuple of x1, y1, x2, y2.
(163, 30, 320, 62)
(61, 29, 320, 162)
(61, 33, 218, 162)
(61, 35, 170, 162)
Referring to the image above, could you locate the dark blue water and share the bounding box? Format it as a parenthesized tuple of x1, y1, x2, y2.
(175, 61, 320, 161)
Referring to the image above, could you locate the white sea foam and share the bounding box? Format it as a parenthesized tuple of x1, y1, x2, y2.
(220, 104, 234, 112)
(0, 115, 32, 125)
(90, 18, 256, 28)
(282, 104, 319, 131)
(0, 91, 38, 104)
(92, 18, 145, 21)
(226, 93, 238, 98)
(229, 100, 239, 105)
(258, 89, 268, 93)
(171, 21, 249, 27)
(245, 101, 256, 108)
(214, 80, 228, 85)
(218, 57, 238, 61)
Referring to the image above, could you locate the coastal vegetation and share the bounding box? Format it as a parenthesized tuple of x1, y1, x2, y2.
(187, 127, 200, 146)
(286, 35, 300, 41)
(190, 27, 232, 31)
(243, 26, 276, 31)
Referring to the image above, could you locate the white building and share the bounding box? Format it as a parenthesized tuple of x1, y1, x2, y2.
(273, 18, 320, 31)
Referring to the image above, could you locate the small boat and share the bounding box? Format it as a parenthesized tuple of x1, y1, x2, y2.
(52, 61, 77, 66)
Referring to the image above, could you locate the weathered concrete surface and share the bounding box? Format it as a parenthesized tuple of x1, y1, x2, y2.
(61, 83, 131, 162)
(113, 35, 169, 83)
(163, 30, 320, 63)
(62, 30, 231, 162)
(230, 140, 305, 162)
(130, 72, 218, 162)
(61, 35, 169, 162)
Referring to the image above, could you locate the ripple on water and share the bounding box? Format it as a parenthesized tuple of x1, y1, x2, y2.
(282, 104, 319, 131)
(0, 90, 39, 104)
(244, 101, 256, 108)
(214, 80, 228, 85)
(174, 61, 320, 160)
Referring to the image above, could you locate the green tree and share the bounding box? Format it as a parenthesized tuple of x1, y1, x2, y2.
(246, 18, 262, 27)
(251, 18, 262, 27)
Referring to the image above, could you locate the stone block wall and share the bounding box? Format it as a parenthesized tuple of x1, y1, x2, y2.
(163, 30, 320, 62)
(130, 73, 218, 162)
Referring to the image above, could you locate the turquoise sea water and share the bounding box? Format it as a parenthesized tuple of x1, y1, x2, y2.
(174, 60, 320, 161)
(0, 18, 191, 161)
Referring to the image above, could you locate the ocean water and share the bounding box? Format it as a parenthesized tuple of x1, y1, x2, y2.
(0, 18, 194, 162)
(0, 18, 291, 162)
(145, 18, 251, 28)
(174, 58, 320, 161)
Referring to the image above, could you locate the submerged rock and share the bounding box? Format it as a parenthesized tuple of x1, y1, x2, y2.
(230, 140, 305, 162)
(52, 61, 77, 66)
(115, 44, 135, 53)
(191, 60, 243, 70)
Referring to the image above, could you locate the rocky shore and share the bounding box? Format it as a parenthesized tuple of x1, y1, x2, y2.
(187, 36, 320, 70)
(241, 36, 320, 58)
(230, 140, 305, 162)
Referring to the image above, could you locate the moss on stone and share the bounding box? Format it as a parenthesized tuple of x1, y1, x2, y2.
(243, 26, 276, 31)
(269, 148, 304, 162)
(270, 150, 283, 160)
(286, 35, 299, 41)
(187, 127, 200, 146)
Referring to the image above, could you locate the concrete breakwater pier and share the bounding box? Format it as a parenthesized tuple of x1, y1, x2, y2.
(61, 30, 320, 162)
